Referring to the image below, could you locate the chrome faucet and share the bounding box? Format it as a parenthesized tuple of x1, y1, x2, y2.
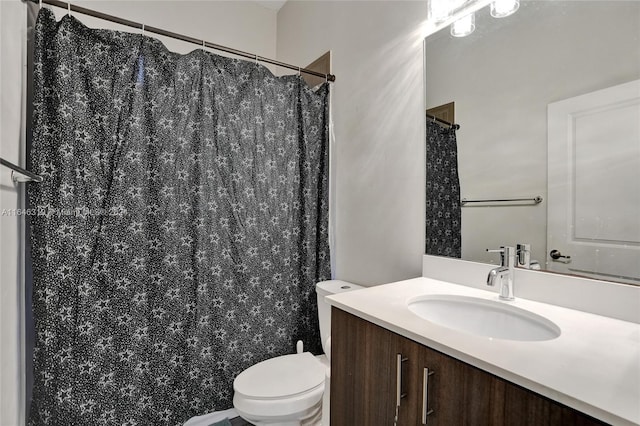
(486, 246, 516, 301)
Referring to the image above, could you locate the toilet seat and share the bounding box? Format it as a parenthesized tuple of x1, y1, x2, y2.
(233, 352, 326, 422)
(234, 352, 325, 399)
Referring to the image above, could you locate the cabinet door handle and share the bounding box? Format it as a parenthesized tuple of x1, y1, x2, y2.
(422, 367, 435, 424)
(396, 354, 408, 406)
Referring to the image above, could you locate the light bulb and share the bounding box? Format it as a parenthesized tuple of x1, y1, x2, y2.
(450, 13, 475, 37)
(490, 0, 520, 18)
(428, 0, 468, 23)
(428, 0, 451, 23)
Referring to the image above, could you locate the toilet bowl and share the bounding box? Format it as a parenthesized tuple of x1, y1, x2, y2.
(232, 280, 363, 426)
(233, 352, 325, 426)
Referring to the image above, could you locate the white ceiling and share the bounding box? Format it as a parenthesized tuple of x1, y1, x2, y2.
(252, 0, 288, 11)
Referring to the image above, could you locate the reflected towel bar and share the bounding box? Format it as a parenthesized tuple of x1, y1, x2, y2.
(0, 157, 43, 183)
(461, 196, 542, 206)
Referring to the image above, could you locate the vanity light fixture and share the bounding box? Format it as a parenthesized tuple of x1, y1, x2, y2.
(428, 0, 471, 23)
(490, 0, 519, 18)
(450, 12, 476, 37)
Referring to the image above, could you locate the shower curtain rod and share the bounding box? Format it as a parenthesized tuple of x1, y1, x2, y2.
(426, 113, 460, 130)
(30, 0, 336, 82)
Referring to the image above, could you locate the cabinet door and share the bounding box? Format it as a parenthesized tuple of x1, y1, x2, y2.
(501, 381, 606, 426)
(418, 343, 606, 426)
(418, 344, 504, 425)
(330, 308, 421, 425)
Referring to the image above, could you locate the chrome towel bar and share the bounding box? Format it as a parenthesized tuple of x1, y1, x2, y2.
(461, 196, 542, 206)
(0, 156, 43, 183)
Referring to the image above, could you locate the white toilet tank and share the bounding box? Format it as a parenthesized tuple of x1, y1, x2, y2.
(316, 280, 363, 356)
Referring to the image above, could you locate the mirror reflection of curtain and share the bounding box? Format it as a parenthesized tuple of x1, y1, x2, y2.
(426, 121, 461, 257)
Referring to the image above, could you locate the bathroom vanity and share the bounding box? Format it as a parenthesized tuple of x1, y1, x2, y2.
(327, 260, 640, 426)
(330, 308, 605, 425)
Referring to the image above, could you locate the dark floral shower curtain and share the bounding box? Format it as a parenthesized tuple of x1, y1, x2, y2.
(29, 9, 330, 425)
(425, 120, 461, 258)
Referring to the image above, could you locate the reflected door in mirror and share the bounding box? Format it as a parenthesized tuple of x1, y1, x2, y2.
(547, 79, 640, 285)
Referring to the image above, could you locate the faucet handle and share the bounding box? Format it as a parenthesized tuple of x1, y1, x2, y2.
(486, 246, 516, 267)
(486, 247, 504, 253)
(486, 247, 506, 266)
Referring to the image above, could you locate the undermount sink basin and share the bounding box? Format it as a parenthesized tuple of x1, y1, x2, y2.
(407, 295, 561, 342)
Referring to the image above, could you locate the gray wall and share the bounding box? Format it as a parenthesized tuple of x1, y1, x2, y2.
(277, 1, 427, 285)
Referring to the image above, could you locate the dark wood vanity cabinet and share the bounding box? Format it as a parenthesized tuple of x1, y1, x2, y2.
(330, 308, 607, 426)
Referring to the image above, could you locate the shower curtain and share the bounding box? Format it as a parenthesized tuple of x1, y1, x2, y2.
(29, 9, 331, 425)
(425, 120, 461, 258)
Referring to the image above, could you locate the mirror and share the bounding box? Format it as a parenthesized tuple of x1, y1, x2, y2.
(425, 0, 640, 285)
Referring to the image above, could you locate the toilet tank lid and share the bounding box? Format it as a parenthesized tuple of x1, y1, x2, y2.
(233, 352, 325, 399)
(316, 280, 363, 296)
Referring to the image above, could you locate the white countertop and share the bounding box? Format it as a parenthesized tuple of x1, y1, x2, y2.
(327, 277, 640, 426)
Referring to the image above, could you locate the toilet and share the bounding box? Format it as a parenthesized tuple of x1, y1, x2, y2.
(232, 280, 363, 426)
